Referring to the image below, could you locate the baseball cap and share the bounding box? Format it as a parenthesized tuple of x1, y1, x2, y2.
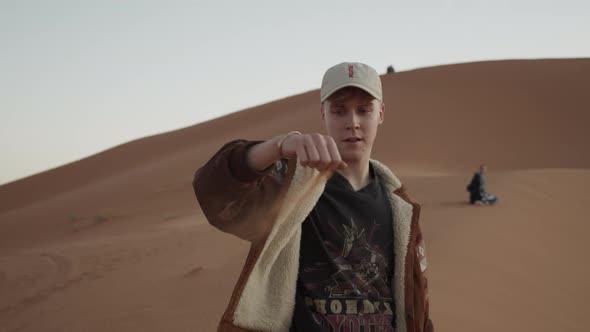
(320, 62, 383, 102)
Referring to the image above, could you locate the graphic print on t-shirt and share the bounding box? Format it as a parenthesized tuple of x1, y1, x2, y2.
(300, 217, 395, 332)
(326, 217, 390, 300)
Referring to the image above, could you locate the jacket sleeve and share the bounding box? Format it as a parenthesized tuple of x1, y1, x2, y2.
(415, 223, 434, 332)
(192, 139, 289, 242)
(395, 186, 434, 331)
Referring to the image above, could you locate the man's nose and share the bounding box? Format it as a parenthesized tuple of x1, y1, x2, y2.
(345, 111, 360, 130)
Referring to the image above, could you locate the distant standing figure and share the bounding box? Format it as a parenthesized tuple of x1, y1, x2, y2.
(467, 164, 497, 205)
(386, 65, 395, 73)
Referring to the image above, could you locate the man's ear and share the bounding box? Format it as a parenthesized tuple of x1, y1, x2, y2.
(378, 102, 385, 124)
(320, 102, 326, 120)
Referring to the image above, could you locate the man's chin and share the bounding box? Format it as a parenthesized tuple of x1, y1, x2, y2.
(341, 152, 366, 164)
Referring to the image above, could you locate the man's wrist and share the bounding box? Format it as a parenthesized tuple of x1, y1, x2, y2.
(276, 131, 302, 159)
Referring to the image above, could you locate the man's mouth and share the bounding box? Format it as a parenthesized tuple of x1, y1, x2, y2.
(343, 137, 363, 142)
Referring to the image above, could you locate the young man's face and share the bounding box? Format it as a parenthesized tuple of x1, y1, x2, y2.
(321, 87, 384, 164)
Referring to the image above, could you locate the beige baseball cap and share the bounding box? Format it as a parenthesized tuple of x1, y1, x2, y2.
(320, 62, 383, 102)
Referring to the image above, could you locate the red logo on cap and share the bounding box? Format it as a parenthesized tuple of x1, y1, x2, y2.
(348, 65, 354, 78)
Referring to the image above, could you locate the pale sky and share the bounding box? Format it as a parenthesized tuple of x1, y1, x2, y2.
(1, 0, 589, 185)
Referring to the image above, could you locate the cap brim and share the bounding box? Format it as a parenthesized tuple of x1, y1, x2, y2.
(321, 83, 382, 102)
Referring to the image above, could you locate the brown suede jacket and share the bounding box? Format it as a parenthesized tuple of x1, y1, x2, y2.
(192, 140, 434, 332)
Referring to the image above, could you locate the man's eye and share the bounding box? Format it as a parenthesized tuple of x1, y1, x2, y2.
(359, 108, 369, 113)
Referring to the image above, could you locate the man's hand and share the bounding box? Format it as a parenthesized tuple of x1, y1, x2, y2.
(280, 133, 348, 171)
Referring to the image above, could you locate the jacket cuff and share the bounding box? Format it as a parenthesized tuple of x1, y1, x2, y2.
(229, 140, 275, 183)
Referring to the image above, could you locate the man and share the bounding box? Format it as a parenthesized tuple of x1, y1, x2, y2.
(193, 62, 434, 331)
(467, 164, 497, 205)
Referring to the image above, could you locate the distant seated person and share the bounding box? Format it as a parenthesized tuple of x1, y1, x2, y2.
(466, 164, 497, 205)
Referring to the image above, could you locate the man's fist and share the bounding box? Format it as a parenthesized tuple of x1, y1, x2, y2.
(280, 133, 348, 171)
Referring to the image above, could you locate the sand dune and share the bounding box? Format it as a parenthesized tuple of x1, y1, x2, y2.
(409, 168, 590, 331)
(1, 59, 589, 331)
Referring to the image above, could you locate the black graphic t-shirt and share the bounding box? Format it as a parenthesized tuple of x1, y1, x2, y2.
(290, 163, 396, 332)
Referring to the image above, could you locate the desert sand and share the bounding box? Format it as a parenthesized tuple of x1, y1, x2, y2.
(1, 59, 589, 331)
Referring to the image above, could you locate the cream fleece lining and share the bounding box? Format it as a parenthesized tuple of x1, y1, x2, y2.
(233, 159, 412, 332)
